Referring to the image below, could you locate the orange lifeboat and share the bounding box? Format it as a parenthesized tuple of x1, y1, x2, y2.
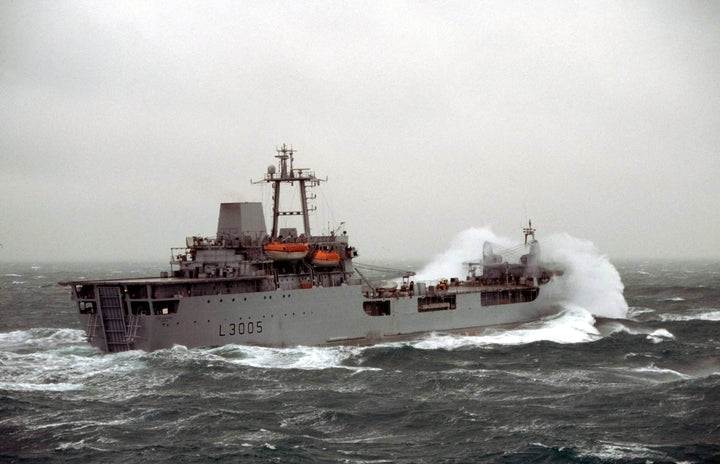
(310, 249, 341, 267)
(263, 242, 309, 261)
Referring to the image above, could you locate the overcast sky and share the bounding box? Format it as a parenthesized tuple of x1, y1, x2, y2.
(1, 0, 719, 264)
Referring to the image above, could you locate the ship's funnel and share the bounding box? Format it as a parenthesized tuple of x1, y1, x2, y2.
(217, 202, 267, 240)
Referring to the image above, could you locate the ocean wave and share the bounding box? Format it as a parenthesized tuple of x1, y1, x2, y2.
(411, 304, 601, 350)
(578, 441, 674, 462)
(0, 381, 85, 392)
(626, 306, 656, 320)
(0, 328, 87, 352)
(593, 319, 677, 343)
(541, 233, 628, 319)
(646, 328, 675, 343)
(627, 365, 688, 379)
(0, 332, 159, 394)
(659, 309, 720, 322)
(207, 344, 375, 371)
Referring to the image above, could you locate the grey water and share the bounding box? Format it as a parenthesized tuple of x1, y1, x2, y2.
(1, 260, 719, 463)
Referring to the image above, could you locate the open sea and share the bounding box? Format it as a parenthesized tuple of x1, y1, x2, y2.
(1, 256, 719, 463)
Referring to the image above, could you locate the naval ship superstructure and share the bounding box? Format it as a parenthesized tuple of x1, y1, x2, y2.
(61, 145, 560, 353)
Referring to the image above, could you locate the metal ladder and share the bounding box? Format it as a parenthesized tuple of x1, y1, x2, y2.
(97, 286, 132, 352)
(125, 313, 142, 344)
(86, 313, 99, 342)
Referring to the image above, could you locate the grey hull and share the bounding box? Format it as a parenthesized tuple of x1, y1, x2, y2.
(77, 284, 556, 351)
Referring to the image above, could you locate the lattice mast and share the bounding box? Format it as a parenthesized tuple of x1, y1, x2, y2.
(257, 144, 325, 239)
(523, 220, 536, 245)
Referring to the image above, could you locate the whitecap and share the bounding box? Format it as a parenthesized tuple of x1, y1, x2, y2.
(0, 328, 74, 349)
(646, 328, 675, 343)
(659, 309, 720, 322)
(629, 365, 688, 379)
(625, 307, 656, 321)
(579, 441, 670, 462)
(0, 381, 84, 392)
(0, 328, 88, 352)
(134, 343, 375, 372)
(213, 344, 375, 371)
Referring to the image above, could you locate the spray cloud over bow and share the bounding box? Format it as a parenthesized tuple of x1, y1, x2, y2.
(416, 226, 628, 320)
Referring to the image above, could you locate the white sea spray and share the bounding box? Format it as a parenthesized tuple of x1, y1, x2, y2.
(414, 226, 629, 320)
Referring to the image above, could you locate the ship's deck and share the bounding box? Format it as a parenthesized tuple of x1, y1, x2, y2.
(58, 274, 275, 286)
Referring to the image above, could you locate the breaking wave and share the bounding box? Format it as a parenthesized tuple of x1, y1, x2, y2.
(412, 304, 601, 349)
(416, 226, 628, 320)
(659, 308, 720, 322)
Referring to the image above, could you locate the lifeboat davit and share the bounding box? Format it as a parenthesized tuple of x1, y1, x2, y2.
(310, 249, 341, 267)
(263, 242, 309, 261)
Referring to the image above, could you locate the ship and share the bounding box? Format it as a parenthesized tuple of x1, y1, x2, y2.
(60, 145, 562, 353)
